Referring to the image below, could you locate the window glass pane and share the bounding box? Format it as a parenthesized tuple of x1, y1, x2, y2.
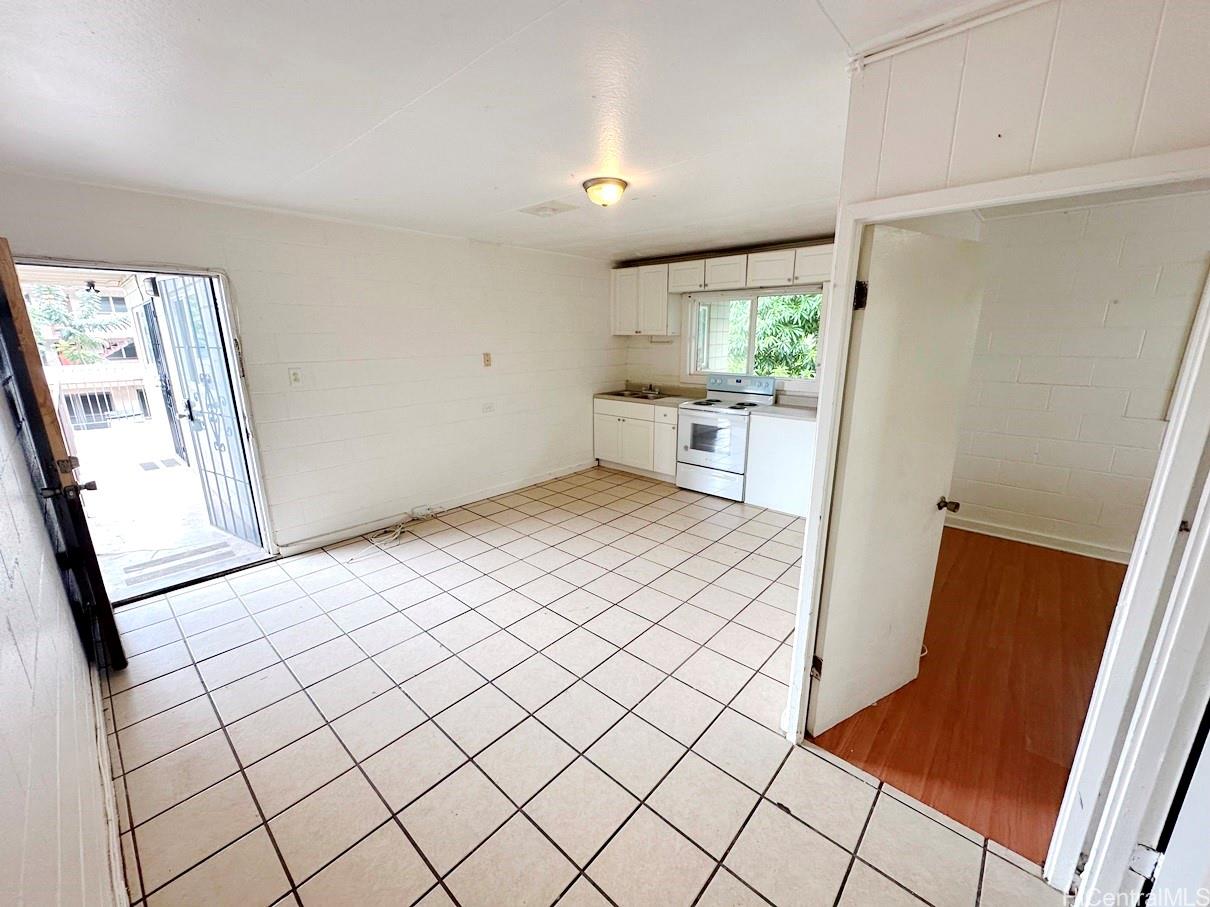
(753, 293, 822, 380)
(695, 298, 751, 373)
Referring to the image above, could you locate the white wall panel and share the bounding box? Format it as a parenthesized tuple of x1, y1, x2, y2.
(839, 59, 892, 205)
(1134, 0, 1210, 156)
(948, 2, 1058, 185)
(876, 33, 967, 198)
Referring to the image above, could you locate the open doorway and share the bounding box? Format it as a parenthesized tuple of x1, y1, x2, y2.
(15, 263, 270, 602)
(804, 186, 1210, 865)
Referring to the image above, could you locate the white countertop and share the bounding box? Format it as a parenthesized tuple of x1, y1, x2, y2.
(751, 403, 818, 421)
(594, 392, 693, 408)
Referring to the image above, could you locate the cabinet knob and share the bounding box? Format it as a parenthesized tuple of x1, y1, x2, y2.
(634, 329, 640, 334)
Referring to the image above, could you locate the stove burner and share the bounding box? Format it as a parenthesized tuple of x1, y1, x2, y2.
(730, 402, 758, 409)
(692, 399, 722, 406)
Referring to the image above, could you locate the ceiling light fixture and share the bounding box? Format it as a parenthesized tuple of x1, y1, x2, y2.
(582, 177, 628, 207)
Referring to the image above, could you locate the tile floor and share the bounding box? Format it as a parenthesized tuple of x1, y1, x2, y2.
(103, 467, 1064, 906)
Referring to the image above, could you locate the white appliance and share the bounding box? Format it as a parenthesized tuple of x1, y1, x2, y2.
(745, 408, 816, 516)
(676, 374, 775, 501)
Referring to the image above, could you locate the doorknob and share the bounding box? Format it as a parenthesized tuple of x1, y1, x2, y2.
(936, 496, 960, 513)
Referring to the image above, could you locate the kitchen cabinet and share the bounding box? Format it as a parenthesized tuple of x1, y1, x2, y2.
(744, 409, 817, 516)
(745, 249, 796, 287)
(611, 267, 639, 334)
(620, 418, 654, 470)
(593, 413, 622, 462)
(703, 255, 747, 290)
(667, 259, 705, 292)
(654, 422, 677, 475)
(611, 265, 679, 335)
(793, 244, 834, 284)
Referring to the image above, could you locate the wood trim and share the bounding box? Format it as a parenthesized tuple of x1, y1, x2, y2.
(614, 235, 834, 269)
(0, 237, 74, 480)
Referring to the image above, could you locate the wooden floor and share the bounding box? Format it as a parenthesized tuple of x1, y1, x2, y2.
(813, 528, 1125, 864)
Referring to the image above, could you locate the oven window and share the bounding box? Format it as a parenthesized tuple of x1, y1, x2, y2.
(690, 421, 730, 455)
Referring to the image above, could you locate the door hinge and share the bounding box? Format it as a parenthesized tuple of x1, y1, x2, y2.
(811, 655, 823, 680)
(1129, 842, 1163, 882)
(853, 281, 868, 310)
(55, 455, 80, 473)
(233, 337, 246, 379)
(143, 275, 159, 298)
(937, 496, 960, 513)
(1179, 520, 1192, 532)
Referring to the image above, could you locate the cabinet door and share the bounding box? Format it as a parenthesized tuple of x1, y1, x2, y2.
(619, 418, 654, 470)
(594, 413, 621, 462)
(653, 422, 677, 476)
(746, 249, 795, 287)
(703, 255, 747, 290)
(611, 268, 639, 335)
(668, 259, 705, 292)
(638, 264, 669, 335)
(793, 245, 833, 283)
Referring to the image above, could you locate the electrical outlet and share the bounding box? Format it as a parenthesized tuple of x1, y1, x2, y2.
(482, 402, 496, 414)
(482, 352, 492, 367)
(287, 366, 305, 388)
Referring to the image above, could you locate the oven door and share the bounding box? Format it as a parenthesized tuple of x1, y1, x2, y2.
(677, 409, 749, 473)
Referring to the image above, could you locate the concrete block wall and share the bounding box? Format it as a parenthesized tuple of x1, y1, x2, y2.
(0, 170, 625, 551)
(950, 191, 1210, 559)
(0, 394, 118, 904)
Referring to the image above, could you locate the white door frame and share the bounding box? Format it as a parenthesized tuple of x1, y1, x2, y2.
(784, 143, 1210, 894)
(13, 255, 278, 562)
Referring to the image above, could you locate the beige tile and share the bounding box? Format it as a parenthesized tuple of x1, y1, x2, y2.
(516, 574, 576, 606)
(111, 666, 205, 729)
(673, 648, 754, 703)
(447, 814, 576, 907)
(704, 623, 779, 669)
(696, 869, 769, 906)
(363, 722, 466, 811)
(726, 801, 849, 906)
(543, 627, 616, 676)
(375, 634, 451, 683)
(428, 611, 497, 653)
(306, 659, 392, 720)
(125, 730, 238, 826)
(118, 695, 220, 771)
(588, 807, 714, 907)
(584, 606, 652, 647)
(586, 714, 686, 798)
(476, 589, 542, 627)
(548, 588, 613, 624)
(478, 718, 576, 804)
(332, 688, 426, 760)
(400, 764, 514, 874)
(195, 639, 280, 690)
(858, 795, 983, 907)
(328, 594, 395, 632)
(403, 592, 468, 629)
(108, 641, 194, 695)
(210, 663, 301, 724)
(768, 746, 877, 849)
(270, 769, 389, 882)
(692, 708, 790, 792)
(537, 681, 625, 751)
(634, 678, 722, 747)
(730, 673, 788, 732)
(298, 821, 435, 906)
(558, 877, 613, 906)
(245, 727, 353, 817)
(526, 757, 637, 867)
(226, 690, 323, 765)
(137, 775, 261, 893)
(882, 784, 984, 842)
(660, 604, 726, 644)
(348, 612, 423, 655)
(649, 753, 758, 858)
(980, 854, 1068, 906)
(121, 619, 185, 657)
(838, 862, 926, 906)
(253, 597, 322, 635)
(435, 685, 527, 754)
(458, 630, 534, 679)
(585, 651, 663, 708)
(146, 827, 289, 907)
(401, 656, 484, 715)
(495, 654, 576, 711)
(624, 625, 699, 673)
(188, 617, 264, 661)
(509, 609, 577, 649)
(285, 635, 365, 686)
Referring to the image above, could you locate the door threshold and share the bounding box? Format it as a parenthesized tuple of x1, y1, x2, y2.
(112, 554, 277, 608)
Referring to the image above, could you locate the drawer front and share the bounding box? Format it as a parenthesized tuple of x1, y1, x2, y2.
(654, 406, 678, 425)
(593, 398, 656, 421)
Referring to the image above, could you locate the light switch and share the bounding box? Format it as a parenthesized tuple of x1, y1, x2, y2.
(287, 366, 305, 388)
(482, 352, 492, 367)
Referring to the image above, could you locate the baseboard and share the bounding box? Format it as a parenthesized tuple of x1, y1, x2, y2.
(91, 665, 131, 907)
(277, 459, 599, 556)
(945, 515, 1131, 564)
(596, 459, 676, 483)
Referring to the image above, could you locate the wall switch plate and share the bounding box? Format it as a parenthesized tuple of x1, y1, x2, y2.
(287, 366, 305, 388)
(482, 352, 492, 367)
(482, 402, 496, 414)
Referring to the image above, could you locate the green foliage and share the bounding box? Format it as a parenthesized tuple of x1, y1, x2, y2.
(25, 285, 129, 364)
(753, 293, 821, 379)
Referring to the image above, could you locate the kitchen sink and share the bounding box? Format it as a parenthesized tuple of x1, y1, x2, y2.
(606, 390, 667, 400)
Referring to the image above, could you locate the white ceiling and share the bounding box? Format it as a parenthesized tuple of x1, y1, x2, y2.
(0, 0, 997, 261)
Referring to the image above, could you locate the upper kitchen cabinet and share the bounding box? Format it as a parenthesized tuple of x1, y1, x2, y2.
(745, 249, 796, 287)
(793, 244, 834, 284)
(703, 255, 747, 290)
(667, 259, 706, 292)
(611, 264, 680, 335)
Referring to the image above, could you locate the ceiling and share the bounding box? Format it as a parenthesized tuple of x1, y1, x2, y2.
(0, 0, 1000, 261)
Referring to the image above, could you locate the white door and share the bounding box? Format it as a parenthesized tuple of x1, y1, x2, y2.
(807, 225, 986, 735)
(619, 418, 654, 470)
(594, 414, 621, 462)
(1150, 731, 1210, 905)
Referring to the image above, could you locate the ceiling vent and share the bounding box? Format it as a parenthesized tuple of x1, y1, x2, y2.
(519, 200, 578, 218)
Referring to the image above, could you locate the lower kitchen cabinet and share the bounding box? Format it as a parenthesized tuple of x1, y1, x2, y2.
(593, 413, 622, 462)
(619, 418, 654, 471)
(593, 399, 678, 476)
(654, 422, 677, 475)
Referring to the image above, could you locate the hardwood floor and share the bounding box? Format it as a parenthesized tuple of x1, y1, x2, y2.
(813, 528, 1125, 864)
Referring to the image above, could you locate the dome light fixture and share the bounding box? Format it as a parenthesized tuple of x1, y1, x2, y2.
(583, 177, 628, 207)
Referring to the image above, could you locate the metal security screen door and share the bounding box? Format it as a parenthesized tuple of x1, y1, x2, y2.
(156, 275, 261, 547)
(141, 300, 189, 464)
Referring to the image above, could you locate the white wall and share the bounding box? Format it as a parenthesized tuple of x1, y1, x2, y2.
(950, 192, 1210, 560)
(841, 0, 1210, 205)
(0, 395, 119, 903)
(0, 171, 623, 550)
(625, 335, 683, 389)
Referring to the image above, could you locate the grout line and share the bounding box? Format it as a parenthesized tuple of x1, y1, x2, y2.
(830, 779, 883, 907)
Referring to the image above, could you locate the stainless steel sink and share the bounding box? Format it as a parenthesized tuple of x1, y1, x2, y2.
(605, 390, 667, 400)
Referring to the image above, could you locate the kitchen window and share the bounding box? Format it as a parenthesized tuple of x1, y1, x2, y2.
(687, 287, 824, 392)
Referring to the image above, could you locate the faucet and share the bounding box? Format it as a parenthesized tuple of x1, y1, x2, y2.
(645, 383, 661, 394)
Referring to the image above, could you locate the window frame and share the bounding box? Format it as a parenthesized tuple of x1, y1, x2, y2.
(681, 282, 825, 396)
